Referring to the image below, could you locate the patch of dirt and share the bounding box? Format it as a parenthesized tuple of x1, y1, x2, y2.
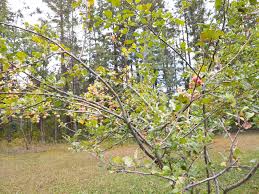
(212, 131, 259, 152)
(105, 144, 137, 157)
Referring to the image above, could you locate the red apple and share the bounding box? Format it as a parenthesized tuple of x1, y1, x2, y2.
(192, 76, 203, 85)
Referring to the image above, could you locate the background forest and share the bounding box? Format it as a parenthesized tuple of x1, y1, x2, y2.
(0, 0, 258, 193)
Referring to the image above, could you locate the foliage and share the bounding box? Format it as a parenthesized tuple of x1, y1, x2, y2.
(0, 0, 258, 193)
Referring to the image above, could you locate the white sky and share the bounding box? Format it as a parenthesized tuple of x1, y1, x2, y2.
(8, 0, 175, 24)
(8, 0, 50, 24)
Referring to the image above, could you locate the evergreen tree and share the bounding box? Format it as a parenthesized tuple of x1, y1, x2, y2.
(0, 0, 8, 23)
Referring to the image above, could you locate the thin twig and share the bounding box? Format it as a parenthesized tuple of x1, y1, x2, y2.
(184, 161, 237, 191)
(117, 169, 176, 183)
(223, 163, 259, 194)
(206, 33, 253, 84)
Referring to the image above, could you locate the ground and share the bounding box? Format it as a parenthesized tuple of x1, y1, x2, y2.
(0, 131, 258, 194)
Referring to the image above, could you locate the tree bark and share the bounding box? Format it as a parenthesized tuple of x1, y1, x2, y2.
(224, 163, 259, 194)
(39, 116, 45, 144)
(202, 88, 211, 193)
(20, 117, 29, 150)
(54, 117, 58, 143)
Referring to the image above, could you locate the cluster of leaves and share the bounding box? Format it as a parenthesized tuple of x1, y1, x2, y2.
(0, 0, 258, 193)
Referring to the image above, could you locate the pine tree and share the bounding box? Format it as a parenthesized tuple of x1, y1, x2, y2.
(0, 0, 8, 23)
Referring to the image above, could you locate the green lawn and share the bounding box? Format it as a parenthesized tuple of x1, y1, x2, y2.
(0, 132, 258, 194)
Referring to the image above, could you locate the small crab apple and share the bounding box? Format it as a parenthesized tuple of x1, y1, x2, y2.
(192, 76, 203, 85)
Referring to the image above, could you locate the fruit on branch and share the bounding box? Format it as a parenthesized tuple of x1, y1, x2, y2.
(191, 76, 203, 85)
(189, 76, 203, 89)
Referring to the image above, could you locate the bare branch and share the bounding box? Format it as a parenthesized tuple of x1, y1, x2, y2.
(223, 163, 259, 194)
(184, 161, 237, 191)
(0, 92, 124, 120)
(116, 169, 176, 183)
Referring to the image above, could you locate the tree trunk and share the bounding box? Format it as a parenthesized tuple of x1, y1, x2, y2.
(29, 120, 33, 143)
(26, 119, 32, 144)
(39, 116, 45, 144)
(54, 117, 58, 143)
(20, 117, 29, 150)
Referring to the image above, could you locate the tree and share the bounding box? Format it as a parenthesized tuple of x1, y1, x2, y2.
(0, 0, 8, 23)
(0, 0, 258, 193)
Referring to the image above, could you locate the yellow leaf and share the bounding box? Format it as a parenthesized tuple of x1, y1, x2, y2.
(88, 0, 94, 7)
(220, 162, 226, 167)
(78, 119, 85, 125)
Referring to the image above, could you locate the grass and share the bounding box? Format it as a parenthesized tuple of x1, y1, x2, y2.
(0, 131, 258, 194)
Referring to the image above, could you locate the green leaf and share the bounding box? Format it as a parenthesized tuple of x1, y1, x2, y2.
(178, 94, 189, 104)
(96, 66, 107, 75)
(136, 52, 143, 59)
(182, 0, 191, 9)
(0, 38, 7, 52)
(121, 47, 127, 53)
(3, 62, 9, 71)
(249, 0, 257, 5)
(32, 51, 41, 58)
(162, 166, 171, 175)
(225, 93, 236, 107)
(143, 3, 152, 11)
(136, 5, 143, 11)
(121, 28, 129, 35)
(180, 42, 186, 49)
(16, 51, 27, 62)
(72, 1, 81, 9)
(220, 161, 226, 167)
(103, 10, 112, 18)
(200, 29, 224, 42)
(201, 97, 212, 104)
(175, 18, 185, 26)
(50, 44, 59, 51)
(112, 156, 123, 164)
(234, 148, 242, 157)
(121, 47, 129, 57)
(124, 39, 134, 45)
(88, 0, 94, 7)
(140, 18, 147, 24)
(110, 0, 121, 7)
(180, 138, 187, 144)
(32, 35, 42, 43)
(245, 112, 255, 119)
(215, 0, 222, 10)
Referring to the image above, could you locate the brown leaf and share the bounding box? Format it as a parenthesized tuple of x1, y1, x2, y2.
(242, 121, 252, 129)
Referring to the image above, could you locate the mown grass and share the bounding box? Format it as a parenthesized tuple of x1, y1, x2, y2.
(0, 132, 258, 194)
